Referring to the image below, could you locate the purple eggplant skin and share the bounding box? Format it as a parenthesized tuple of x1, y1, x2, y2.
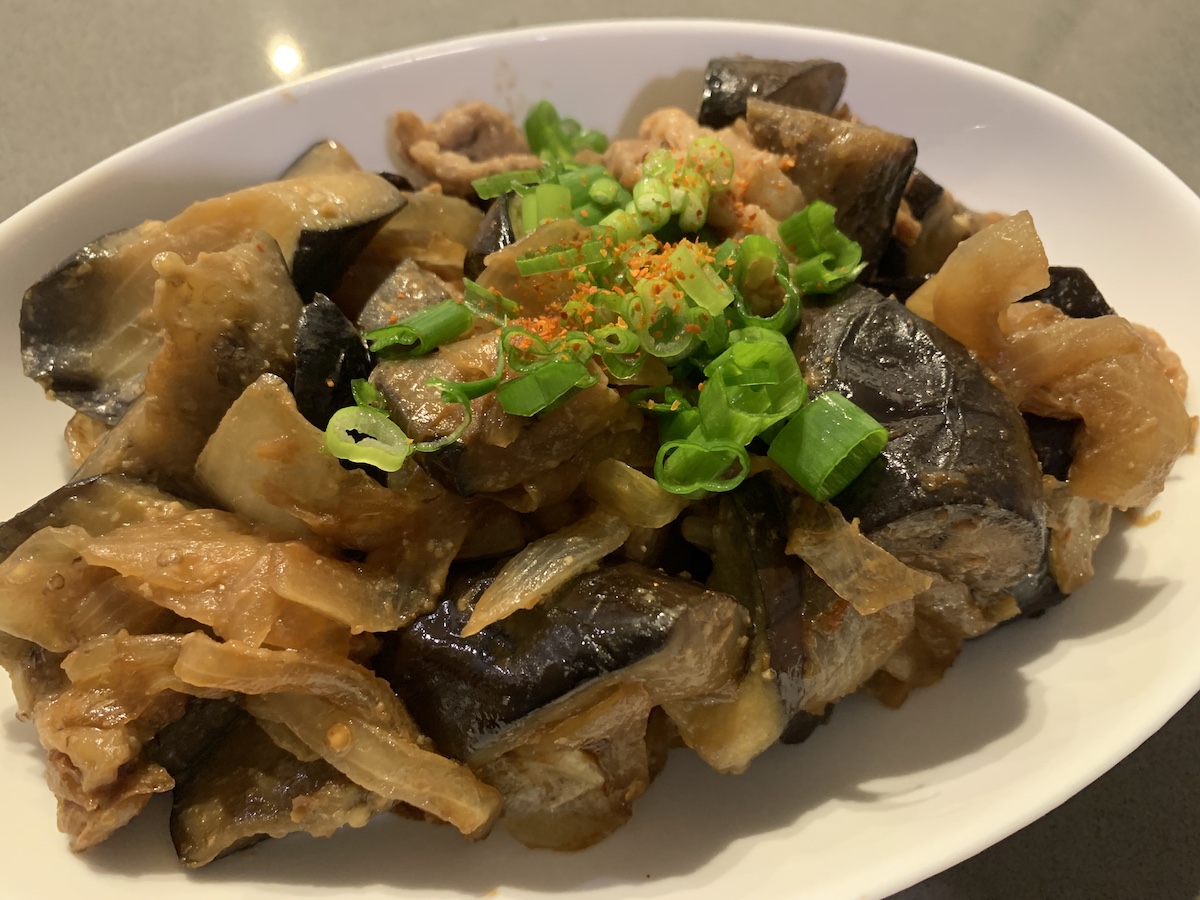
(464, 193, 519, 281)
(1020, 266, 1115, 319)
(381, 562, 734, 761)
(709, 475, 815, 744)
(291, 294, 372, 430)
(291, 209, 400, 303)
(0, 474, 181, 561)
(745, 99, 917, 269)
(698, 57, 847, 129)
(796, 286, 1046, 595)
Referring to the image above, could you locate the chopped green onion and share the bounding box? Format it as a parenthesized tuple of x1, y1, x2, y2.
(462, 279, 519, 325)
(420, 337, 507, 450)
(699, 327, 807, 444)
(362, 299, 472, 356)
(767, 391, 888, 500)
(654, 438, 749, 495)
(597, 208, 641, 243)
(471, 168, 542, 200)
(778, 200, 867, 294)
(351, 378, 386, 411)
(557, 164, 610, 207)
(515, 238, 612, 276)
(686, 136, 734, 192)
(524, 100, 608, 162)
(529, 182, 572, 226)
(588, 177, 622, 207)
(325, 406, 413, 472)
(497, 359, 596, 416)
(629, 278, 700, 361)
(670, 241, 733, 315)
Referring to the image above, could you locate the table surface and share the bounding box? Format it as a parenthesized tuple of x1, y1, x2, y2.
(2, 1, 1198, 898)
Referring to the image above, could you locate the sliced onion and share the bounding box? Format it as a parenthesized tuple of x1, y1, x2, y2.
(461, 508, 632, 636)
(585, 458, 690, 528)
(246, 693, 501, 838)
(785, 496, 932, 615)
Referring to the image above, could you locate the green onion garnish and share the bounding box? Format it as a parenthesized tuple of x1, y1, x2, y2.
(699, 327, 807, 445)
(471, 168, 542, 200)
(362, 299, 473, 357)
(497, 359, 597, 417)
(767, 391, 888, 500)
(324, 406, 413, 472)
(524, 100, 608, 162)
(778, 200, 867, 295)
(654, 438, 750, 495)
(463, 279, 520, 325)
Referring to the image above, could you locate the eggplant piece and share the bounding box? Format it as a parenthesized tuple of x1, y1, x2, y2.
(698, 57, 847, 129)
(292, 294, 372, 429)
(0, 474, 183, 561)
(745, 99, 916, 268)
(170, 711, 392, 867)
(21, 171, 404, 423)
(797, 286, 1046, 596)
(0, 475, 188, 654)
(464, 193, 519, 280)
(1020, 266, 1115, 319)
(708, 477, 809, 743)
(383, 562, 747, 762)
(383, 562, 746, 849)
(74, 236, 304, 492)
(355, 258, 454, 332)
(280, 139, 362, 178)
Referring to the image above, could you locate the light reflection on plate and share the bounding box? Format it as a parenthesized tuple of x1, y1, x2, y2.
(0, 19, 1197, 900)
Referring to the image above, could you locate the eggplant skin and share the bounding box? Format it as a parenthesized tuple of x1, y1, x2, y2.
(710, 476, 810, 739)
(797, 286, 1045, 593)
(745, 100, 917, 269)
(0, 474, 182, 561)
(698, 57, 847, 129)
(383, 563, 725, 761)
(291, 294, 372, 430)
(1020, 266, 1115, 319)
(464, 193, 518, 281)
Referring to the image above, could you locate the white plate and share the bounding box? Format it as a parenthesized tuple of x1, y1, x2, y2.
(1, 18, 1197, 900)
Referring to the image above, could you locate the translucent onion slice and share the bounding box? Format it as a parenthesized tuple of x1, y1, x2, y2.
(173, 634, 501, 838)
(461, 508, 632, 636)
(245, 693, 501, 839)
(1044, 476, 1113, 594)
(585, 458, 689, 528)
(785, 496, 933, 615)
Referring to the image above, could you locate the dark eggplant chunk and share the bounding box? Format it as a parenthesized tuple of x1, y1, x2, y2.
(382, 562, 747, 762)
(745, 99, 916, 268)
(170, 711, 392, 867)
(280, 139, 362, 178)
(797, 286, 1045, 595)
(707, 477, 809, 742)
(1020, 266, 1115, 319)
(0, 474, 183, 561)
(21, 171, 404, 423)
(1023, 413, 1079, 483)
(355, 258, 454, 332)
(464, 193, 519, 281)
(698, 57, 847, 129)
(292, 294, 372, 429)
(74, 236, 303, 492)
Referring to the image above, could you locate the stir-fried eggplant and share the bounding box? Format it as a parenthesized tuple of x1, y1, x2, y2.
(699, 57, 848, 128)
(384, 562, 748, 761)
(797, 285, 1046, 601)
(74, 237, 304, 492)
(292, 294, 373, 429)
(0, 56, 1190, 871)
(746, 99, 917, 267)
(21, 172, 404, 423)
(170, 710, 394, 867)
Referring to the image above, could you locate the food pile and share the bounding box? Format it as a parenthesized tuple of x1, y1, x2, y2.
(0, 56, 1191, 867)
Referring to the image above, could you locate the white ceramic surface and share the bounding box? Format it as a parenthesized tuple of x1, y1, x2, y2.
(0, 19, 1197, 900)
